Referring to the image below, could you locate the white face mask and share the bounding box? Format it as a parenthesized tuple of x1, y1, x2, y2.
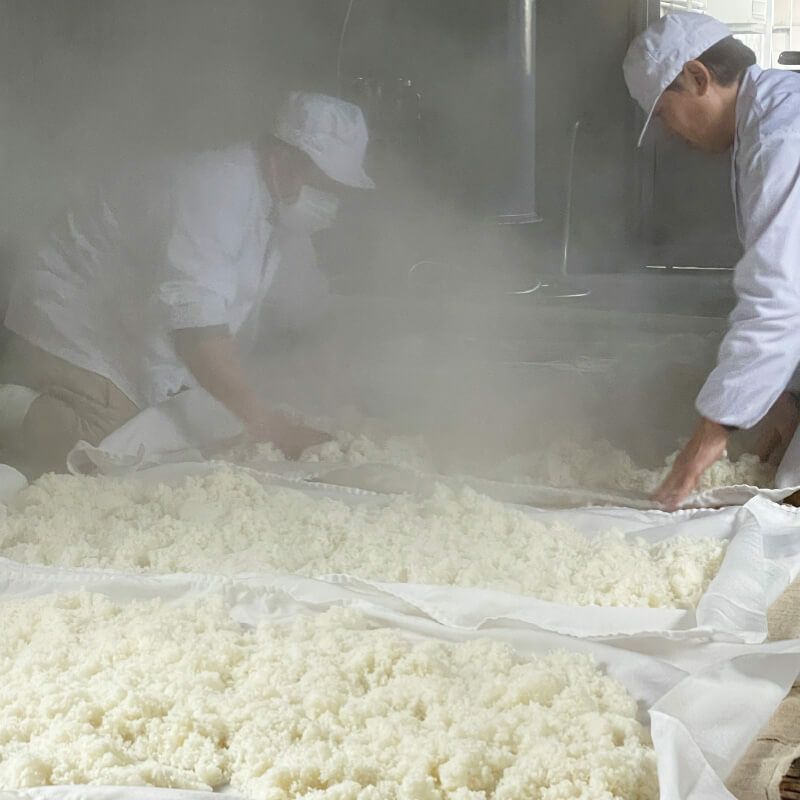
(277, 186, 340, 233)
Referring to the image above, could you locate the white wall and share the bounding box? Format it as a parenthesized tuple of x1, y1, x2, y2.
(705, 0, 763, 23)
(793, 0, 800, 47)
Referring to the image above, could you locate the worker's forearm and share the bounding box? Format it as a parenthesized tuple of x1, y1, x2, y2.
(173, 328, 272, 428)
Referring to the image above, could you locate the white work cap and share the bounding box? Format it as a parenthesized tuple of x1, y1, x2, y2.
(274, 91, 375, 189)
(623, 12, 731, 147)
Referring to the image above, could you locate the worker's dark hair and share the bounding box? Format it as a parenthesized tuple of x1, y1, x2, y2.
(261, 133, 315, 168)
(667, 36, 757, 90)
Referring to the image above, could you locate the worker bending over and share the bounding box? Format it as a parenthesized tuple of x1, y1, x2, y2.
(624, 12, 800, 508)
(0, 92, 374, 477)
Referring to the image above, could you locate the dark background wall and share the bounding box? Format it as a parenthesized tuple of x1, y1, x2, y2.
(0, 0, 346, 325)
(0, 0, 741, 320)
(534, 0, 644, 274)
(645, 125, 741, 267)
(326, 0, 650, 287)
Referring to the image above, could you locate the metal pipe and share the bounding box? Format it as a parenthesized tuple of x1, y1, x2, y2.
(561, 119, 582, 278)
(492, 0, 540, 224)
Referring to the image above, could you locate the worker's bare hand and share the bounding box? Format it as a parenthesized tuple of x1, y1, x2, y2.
(247, 413, 331, 460)
(755, 392, 800, 467)
(276, 423, 332, 460)
(653, 418, 729, 510)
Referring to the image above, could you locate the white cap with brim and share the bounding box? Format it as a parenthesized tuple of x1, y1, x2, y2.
(275, 92, 375, 189)
(623, 11, 731, 147)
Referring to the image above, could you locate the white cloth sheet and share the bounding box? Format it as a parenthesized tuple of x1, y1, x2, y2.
(0, 556, 798, 800)
(7, 462, 800, 644)
(66, 388, 800, 509)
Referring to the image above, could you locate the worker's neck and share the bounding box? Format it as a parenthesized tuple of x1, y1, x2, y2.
(717, 84, 740, 151)
(256, 136, 280, 199)
(256, 136, 278, 198)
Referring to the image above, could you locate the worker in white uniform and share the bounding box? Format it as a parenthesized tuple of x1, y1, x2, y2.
(624, 12, 800, 509)
(0, 92, 374, 477)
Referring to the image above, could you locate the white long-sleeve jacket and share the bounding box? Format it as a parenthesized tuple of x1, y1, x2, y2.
(696, 66, 800, 429)
(6, 144, 278, 409)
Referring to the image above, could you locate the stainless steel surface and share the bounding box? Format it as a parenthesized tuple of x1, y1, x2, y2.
(534, 282, 592, 299)
(309, 292, 725, 466)
(494, 211, 542, 224)
(508, 280, 544, 295)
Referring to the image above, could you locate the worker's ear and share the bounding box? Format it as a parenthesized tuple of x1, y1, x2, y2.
(683, 60, 712, 97)
(266, 148, 303, 204)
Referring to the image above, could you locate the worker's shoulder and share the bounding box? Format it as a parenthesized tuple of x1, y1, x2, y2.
(176, 142, 260, 187)
(167, 143, 264, 219)
(745, 68, 800, 140)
